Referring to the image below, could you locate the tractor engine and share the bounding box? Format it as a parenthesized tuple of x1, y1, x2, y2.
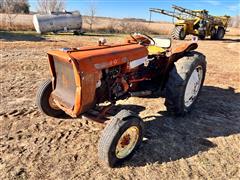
(107, 66, 129, 100)
(96, 66, 130, 102)
(95, 56, 164, 103)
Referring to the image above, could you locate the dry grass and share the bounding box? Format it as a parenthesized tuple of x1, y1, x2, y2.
(0, 13, 239, 36)
(1, 13, 171, 34)
(0, 13, 35, 31)
(0, 32, 240, 179)
(82, 17, 172, 35)
(227, 27, 240, 36)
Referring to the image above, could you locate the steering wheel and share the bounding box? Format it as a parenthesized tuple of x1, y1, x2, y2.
(130, 32, 155, 45)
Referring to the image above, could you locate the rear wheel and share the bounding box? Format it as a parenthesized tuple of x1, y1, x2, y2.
(216, 28, 225, 40)
(36, 79, 64, 117)
(165, 51, 206, 116)
(98, 110, 144, 167)
(172, 26, 186, 40)
(211, 27, 225, 40)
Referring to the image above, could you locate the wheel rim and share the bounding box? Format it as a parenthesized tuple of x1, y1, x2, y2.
(115, 126, 140, 159)
(48, 95, 60, 110)
(184, 65, 203, 107)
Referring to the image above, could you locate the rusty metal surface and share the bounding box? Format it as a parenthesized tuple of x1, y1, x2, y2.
(51, 58, 76, 110)
(170, 42, 198, 62)
(47, 43, 148, 72)
(48, 41, 149, 117)
(47, 38, 196, 118)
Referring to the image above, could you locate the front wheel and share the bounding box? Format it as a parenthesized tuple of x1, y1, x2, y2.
(165, 51, 206, 116)
(36, 79, 64, 117)
(172, 26, 186, 40)
(98, 110, 144, 167)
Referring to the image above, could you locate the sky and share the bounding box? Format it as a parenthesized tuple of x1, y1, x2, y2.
(29, 0, 240, 22)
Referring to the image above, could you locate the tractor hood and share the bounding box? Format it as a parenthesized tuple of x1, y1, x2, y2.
(47, 43, 148, 72)
(47, 42, 148, 117)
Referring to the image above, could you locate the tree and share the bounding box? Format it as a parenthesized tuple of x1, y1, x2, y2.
(0, 0, 30, 30)
(3, 0, 18, 29)
(15, 0, 30, 14)
(37, 0, 65, 14)
(0, 0, 29, 14)
(0, 0, 30, 29)
(0, 0, 3, 11)
(85, 3, 97, 32)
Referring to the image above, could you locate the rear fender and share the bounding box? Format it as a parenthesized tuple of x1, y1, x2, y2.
(169, 43, 198, 62)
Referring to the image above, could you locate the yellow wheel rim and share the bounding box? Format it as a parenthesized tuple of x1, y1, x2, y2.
(115, 126, 140, 159)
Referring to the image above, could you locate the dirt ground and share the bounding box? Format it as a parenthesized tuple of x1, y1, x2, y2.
(0, 32, 240, 179)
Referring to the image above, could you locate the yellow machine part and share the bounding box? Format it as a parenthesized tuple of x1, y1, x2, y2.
(147, 45, 166, 55)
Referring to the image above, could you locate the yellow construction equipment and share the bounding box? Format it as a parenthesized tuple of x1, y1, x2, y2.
(150, 5, 230, 40)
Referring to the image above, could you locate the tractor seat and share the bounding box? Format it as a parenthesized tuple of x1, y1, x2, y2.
(148, 45, 166, 55)
(147, 37, 171, 55)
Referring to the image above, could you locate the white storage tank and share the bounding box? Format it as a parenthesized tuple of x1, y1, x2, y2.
(33, 11, 82, 34)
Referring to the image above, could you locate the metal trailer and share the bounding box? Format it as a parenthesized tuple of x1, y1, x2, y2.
(33, 11, 82, 34)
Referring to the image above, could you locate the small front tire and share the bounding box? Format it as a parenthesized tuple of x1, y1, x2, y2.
(98, 110, 144, 167)
(36, 79, 64, 117)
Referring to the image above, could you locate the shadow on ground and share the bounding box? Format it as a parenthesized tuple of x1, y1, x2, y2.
(203, 38, 240, 43)
(109, 104, 146, 115)
(220, 38, 240, 43)
(0, 31, 46, 41)
(116, 86, 240, 167)
(0, 31, 117, 42)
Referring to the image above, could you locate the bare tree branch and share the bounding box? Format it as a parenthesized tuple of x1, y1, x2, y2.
(37, 0, 65, 14)
(0, 0, 29, 29)
(0, 0, 29, 14)
(85, 3, 97, 32)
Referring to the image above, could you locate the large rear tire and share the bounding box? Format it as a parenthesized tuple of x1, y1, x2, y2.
(98, 110, 144, 167)
(211, 27, 225, 40)
(36, 79, 64, 117)
(171, 26, 186, 40)
(165, 51, 206, 116)
(216, 28, 225, 40)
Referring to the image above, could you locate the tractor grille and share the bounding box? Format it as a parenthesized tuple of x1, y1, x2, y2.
(52, 58, 76, 109)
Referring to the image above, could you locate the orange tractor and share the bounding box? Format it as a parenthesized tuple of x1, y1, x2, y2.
(36, 33, 206, 167)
